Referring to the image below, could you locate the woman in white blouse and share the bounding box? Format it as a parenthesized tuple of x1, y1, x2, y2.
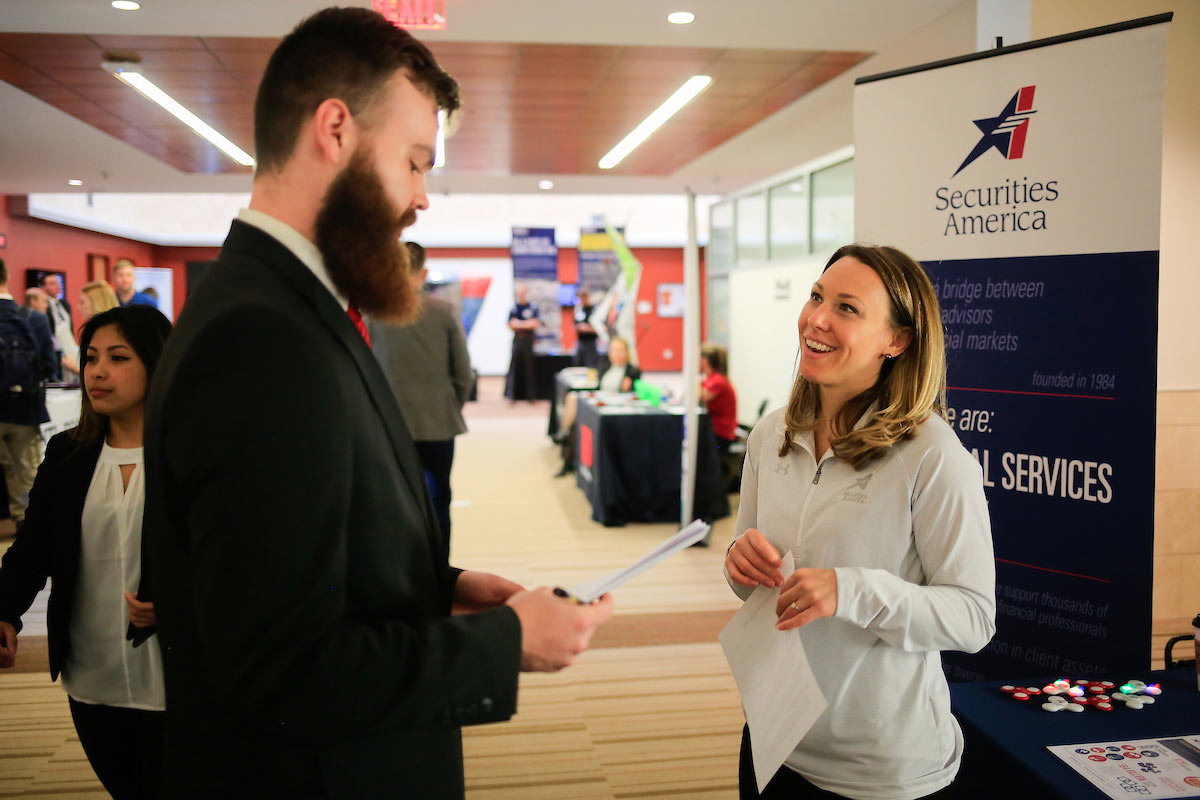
(724, 244, 995, 800)
(0, 305, 172, 800)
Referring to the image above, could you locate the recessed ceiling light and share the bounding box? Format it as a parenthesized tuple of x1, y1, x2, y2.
(538, 180, 554, 190)
(667, 11, 695, 24)
(111, 1, 142, 10)
(68, 179, 84, 186)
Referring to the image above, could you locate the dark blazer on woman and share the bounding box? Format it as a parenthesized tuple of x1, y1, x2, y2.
(143, 220, 522, 800)
(596, 359, 642, 389)
(0, 433, 102, 679)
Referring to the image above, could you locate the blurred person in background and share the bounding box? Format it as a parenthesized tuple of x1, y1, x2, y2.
(369, 241, 473, 548)
(112, 260, 158, 310)
(505, 283, 540, 403)
(80, 281, 120, 323)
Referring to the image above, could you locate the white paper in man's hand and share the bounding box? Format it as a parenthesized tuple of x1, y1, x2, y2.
(719, 552, 827, 793)
(568, 520, 710, 602)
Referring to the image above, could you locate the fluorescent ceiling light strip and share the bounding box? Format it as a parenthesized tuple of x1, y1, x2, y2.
(435, 109, 446, 169)
(598, 75, 711, 170)
(114, 70, 255, 166)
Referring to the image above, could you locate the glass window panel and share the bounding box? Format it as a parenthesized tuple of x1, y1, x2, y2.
(735, 191, 766, 264)
(708, 201, 735, 274)
(706, 274, 730, 349)
(810, 158, 854, 256)
(768, 178, 808, 260)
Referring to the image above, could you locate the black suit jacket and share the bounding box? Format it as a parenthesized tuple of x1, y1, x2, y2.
(596, 359, 642, 389)
(143, 220, 521, 799)
(0, 433, 102, 679)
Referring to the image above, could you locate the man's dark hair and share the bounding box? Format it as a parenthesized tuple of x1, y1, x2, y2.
(0, 258, 7, 285)
(405, 241, 426, 273)
(254, 7, 460, 174)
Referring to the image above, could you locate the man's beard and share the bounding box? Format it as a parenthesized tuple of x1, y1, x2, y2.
(314, 146, 419, 323)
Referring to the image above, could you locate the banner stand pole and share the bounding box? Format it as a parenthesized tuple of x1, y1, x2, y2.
(681, 188, 700, 526)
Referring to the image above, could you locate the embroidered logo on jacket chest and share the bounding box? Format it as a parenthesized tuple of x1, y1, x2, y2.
(841, 473, 874, 504)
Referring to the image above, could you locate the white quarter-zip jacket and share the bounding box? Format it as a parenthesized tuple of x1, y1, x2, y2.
(726, 407, 996, 800)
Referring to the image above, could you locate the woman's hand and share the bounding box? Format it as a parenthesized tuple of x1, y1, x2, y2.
(124, 592, 157, 628)
(725, 528, 783, 588)
(0, 621, 17, 668)
(775, 569, 837, 630)
(620, 376, 633, 392)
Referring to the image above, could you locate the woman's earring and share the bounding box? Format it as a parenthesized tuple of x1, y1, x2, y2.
(883, 354, 894, 360)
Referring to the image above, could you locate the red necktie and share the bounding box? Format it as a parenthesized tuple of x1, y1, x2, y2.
(347, 304, 371, 349)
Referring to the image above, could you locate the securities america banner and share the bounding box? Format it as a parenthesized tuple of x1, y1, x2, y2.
(853, 15, 1170, 680)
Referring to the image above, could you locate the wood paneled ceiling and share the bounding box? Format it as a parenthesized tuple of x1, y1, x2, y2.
(0, 32, 869, 178)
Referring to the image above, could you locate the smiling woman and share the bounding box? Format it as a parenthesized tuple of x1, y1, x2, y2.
(723, 243, 996, 799)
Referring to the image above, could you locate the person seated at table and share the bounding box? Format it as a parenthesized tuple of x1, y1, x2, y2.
(723, 243, 995, 799)
(553, 336, 640, 477)
(699, 343, 737, 449)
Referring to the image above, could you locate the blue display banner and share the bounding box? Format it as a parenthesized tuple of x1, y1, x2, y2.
(926, 251, 1157, 680)
(511, 227, 558, 281)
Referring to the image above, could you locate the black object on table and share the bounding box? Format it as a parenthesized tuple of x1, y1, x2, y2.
(533, 353, 573, 401)
(575, 396, 730, 527)
(951, 667, 1200, 799)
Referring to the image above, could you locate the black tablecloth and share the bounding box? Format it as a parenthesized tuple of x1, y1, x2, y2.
(533, 354, 573, 401)
(575, 398, 730, 527)
(952, 667, 1200, 798)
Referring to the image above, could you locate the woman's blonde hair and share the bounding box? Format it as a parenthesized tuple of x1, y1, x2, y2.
(779, 243, 946, 469)
(82, 281, 119, 316)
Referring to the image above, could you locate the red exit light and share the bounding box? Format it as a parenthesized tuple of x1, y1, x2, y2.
(373, 0, 447, 31)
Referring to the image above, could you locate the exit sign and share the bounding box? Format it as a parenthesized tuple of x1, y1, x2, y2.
(373, 0, 446, 30)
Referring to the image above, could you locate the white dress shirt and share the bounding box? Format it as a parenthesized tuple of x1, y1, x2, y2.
(62, 443, 165, 711)
(237, 207, 349, 311)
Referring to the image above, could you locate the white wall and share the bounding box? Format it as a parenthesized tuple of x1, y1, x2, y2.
(728, 258, 827, 418)
(424, 258, 513, 376)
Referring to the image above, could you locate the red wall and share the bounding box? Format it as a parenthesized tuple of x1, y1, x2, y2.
(1, 195, 153, 309)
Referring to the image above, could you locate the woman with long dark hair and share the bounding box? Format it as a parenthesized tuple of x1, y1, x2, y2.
(724, 244, 995, 799)
(0, 305, 172, 799)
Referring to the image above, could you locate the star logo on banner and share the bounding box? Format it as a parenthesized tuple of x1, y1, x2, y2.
(953, 86, 1037, 176)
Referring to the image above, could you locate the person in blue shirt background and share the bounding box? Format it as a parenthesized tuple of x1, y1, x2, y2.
(112, 260, 158, 309)
(505, 283, 540, 402)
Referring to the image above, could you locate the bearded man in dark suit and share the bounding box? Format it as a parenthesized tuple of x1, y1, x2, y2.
(142, 9, 612, 798)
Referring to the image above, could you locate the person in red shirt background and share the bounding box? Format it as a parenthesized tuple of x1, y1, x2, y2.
(701, 343, 738, 447)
